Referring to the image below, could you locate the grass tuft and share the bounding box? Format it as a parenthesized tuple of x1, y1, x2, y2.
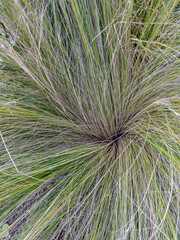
(0, 0, 180, 239)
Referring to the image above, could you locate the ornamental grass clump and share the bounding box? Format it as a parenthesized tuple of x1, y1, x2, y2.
(0, 0, 180, 239)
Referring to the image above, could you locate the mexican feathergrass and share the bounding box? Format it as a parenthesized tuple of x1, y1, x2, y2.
(0, 0, 180, 239)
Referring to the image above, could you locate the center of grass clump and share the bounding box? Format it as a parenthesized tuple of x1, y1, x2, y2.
(95, 127, 128, 147)
(111, 130, 126, 145)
